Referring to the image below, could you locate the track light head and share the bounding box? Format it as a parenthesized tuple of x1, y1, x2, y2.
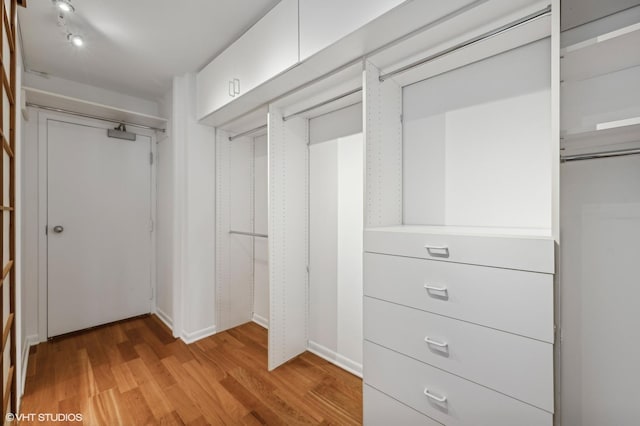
(54, 0, 74, 13)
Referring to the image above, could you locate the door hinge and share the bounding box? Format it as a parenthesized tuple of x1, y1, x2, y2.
(150, 152, 154, 165)
(45, 225, 48, 235)
(149, 220, 154, 233)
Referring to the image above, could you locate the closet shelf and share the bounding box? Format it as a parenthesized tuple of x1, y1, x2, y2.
(366, 225, 553, 239)
(561, 22, 640, 82)
(561, 117, 640, 145)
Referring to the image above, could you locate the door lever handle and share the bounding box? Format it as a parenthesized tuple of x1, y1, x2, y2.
(53, 225, 64, 234)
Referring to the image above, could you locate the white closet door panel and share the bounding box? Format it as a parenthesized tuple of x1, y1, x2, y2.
(365, 297, 554, 411)
(268, 110, 308, 370)
(336, 134, 364, 366)
(309, 140, 339, 350)
(253, 134, 269, 327)
(364, 342, 552, 426)
(364, 385, 442, 426)
(364, 252, 553, 342)
(364, 228, 555, 273)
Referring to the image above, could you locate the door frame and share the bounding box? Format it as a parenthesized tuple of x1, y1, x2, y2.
(37, 109, 158, 340)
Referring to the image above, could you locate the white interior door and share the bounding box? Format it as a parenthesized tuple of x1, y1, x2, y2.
(47, 119, 153, 337)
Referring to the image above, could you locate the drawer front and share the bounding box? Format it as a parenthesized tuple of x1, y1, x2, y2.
(364, 229, 554, 273)
(364, 385, 442, 426)
(364, 342, 552, 426)
(364, 253, 554, 342)
(364, 297, 554, 411)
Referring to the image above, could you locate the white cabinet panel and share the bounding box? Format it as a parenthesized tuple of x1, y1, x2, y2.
(364, 385, 442, 426)
(197, 0, 299, 119)
(364, 252, 553, 342)
(299, 0, 405, 61)
(364, 226, 555, 273)
(365, 297, 554, 411)
(364, 342, 552, 426)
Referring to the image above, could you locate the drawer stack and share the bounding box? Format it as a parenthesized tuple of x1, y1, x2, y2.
(363, 227, 555, 426)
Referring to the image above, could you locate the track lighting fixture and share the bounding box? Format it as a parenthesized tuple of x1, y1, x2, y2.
(67, 33, 84, 47)
(54, 0, 75, 13)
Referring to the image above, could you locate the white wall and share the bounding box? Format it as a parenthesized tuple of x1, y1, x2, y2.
(155, 89, 174, 328)
(308, 104, 364, 376)
(171, 74, 216, 342)
(24, 72, 160, 117)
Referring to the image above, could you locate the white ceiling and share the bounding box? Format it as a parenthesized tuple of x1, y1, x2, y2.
(18, 0, 280, 101)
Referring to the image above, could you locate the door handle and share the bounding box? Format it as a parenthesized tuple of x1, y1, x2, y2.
(229, 80, 235, 97)
(234, 78, 240, 95)
(53, 225, 64, 234)
(424, 245, 450, 258)
(424, 336, 448, 348)
(423, 388, 447, 403)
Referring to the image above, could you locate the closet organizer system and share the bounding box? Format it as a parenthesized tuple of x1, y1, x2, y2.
(559, 5, 640, 426)
(204, 0, 560, 424)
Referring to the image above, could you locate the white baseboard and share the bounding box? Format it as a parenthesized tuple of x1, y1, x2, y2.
(181, 325, 217, 344)
(307, 340, 363, 378)
(153, 308, 173, 331)
(20, 334, 39, 397)
(252, 313, 269, 329)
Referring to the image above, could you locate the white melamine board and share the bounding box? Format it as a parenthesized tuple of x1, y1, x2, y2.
(364, 385, 442, 426)
(309, 140, 339, 350)
(561, 0, 640, 31)
(561, 4, 640, 47)
(298, 0, 405, 61)
(364, 252, 554, 342)
(229, 138, 254, 233)
(267, 109, 308, 370)
(336, 134, 364, 368)
(561, 66, 640, 135)
(403, 40, 552, 230)
(561, 22, 640, 82)
(364, 61, 403, 227)
(309, 103, 363, 145)
(560, 156, 640, 426)
(24, 87, 167, 129)
(365, 297, 554, 411)
(253, 135, 269, 326)
(364, 342, 552, 426)
(196, 0, 299, 119)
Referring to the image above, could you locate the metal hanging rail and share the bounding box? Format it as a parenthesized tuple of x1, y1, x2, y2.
(228, 124, 268, 141)
(282, 87, 362, 121)
(229, 230, 268, 238)
(379, 5, 552, 82)
(561, 147, 640, 163)
(26, 102, 167, 133)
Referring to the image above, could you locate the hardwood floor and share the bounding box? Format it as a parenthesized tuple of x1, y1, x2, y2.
(19, 316, 363, 425)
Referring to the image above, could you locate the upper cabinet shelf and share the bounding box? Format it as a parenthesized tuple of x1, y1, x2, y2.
(561, 22, 640, 82)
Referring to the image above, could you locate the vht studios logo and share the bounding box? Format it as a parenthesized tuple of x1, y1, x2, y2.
(6, 412, 84, 422)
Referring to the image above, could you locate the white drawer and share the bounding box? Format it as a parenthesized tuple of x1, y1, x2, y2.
(364, 253, 554, 342)
(364, 385, 442, 426)
(364, 297, 554, 412)
(364, 227, 554, 273)
(364, 342, 552, 426)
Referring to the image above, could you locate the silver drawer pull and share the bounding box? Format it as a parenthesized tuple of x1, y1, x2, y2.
(424, 336, 448, 348)
(424, 245, 450, 258)
(423, 388, 447, 403)
(424, 284, 448, 295)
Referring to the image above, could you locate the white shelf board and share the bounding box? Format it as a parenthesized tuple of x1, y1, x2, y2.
(366, 225, 553, 239)
(24, 87, 168, 130)
(562, 117, 640, 142)
(561, 22, 640, 82)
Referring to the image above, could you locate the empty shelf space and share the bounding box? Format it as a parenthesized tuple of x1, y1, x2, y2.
(562, 117, 640, 143)
(561, 22, 640, 82)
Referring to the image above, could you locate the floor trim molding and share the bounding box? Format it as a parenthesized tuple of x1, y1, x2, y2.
(307, 340, 362, 378)
(252, 313, 269, 329)
(181, 325, 217, 344)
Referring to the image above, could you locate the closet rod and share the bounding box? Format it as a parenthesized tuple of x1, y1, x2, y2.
(229, 230, 268, 238)
(26, 102, 167, 133)
(228, 124, 268, 141)
(378, 5, 552, 82)
(561, 147, 640, 162)
(282, 88, 362, 121)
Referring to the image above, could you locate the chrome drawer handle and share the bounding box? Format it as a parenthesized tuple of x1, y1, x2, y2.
(424, 245, 450, 258)
(423, 388, 447, 403)
(424, 336, 448, 348)
(424, 284, 448, 295)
